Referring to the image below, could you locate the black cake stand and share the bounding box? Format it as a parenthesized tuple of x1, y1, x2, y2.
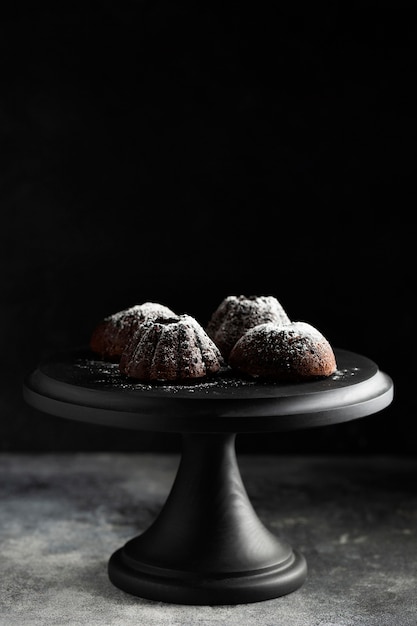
(23, 347, 393, 605)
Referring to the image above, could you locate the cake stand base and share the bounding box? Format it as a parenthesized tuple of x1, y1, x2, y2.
(24, 347, 394, 605)
(108, 433, 307, 604)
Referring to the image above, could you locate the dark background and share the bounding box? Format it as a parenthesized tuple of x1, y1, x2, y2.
(1, 5, 413, 454)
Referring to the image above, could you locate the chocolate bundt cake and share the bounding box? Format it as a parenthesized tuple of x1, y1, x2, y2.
(206, 295, 291, 359)
(119, 314, 224, 382)
(90, 302, 176, 361)
(228, 321, 337, 381)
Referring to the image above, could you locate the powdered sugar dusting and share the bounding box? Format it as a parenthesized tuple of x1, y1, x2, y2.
(73, 358, 254, 393)
(118, 314, 224, 383)
(206, 294, 291, 359)
(103, 302, 175, 329)
(331, 367, 360, 381)
(228, 321, 337, 381)
(70, 354, 364, 402)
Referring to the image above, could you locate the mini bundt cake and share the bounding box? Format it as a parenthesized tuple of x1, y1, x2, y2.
(119, 314, 224, 382)
(206, 295, 291, 359)
(90, 302, 176, 361)
(228, 321, 337, 381)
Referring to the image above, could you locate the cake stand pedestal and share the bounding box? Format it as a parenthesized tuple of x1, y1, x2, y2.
(23, 348, 393, 605)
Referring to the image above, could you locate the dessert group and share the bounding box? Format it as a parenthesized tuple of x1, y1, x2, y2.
(90, 295, 337, 384)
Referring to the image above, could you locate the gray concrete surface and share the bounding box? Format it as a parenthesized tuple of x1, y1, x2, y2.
(1, 452, 416, 625)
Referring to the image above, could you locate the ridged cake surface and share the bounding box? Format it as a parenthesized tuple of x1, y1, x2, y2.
(90, 302, 176, 361)
(228, 321, 337, 381)
(119, 314, 224, 382)
(206, 295, 291, 359)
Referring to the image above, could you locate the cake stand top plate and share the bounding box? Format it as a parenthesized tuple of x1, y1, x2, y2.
(23, 347, 393, 433)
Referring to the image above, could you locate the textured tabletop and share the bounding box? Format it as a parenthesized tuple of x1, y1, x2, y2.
(1, 453, 416, 626)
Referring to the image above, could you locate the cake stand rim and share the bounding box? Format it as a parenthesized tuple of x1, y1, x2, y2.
(22, 347, 394, 433)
